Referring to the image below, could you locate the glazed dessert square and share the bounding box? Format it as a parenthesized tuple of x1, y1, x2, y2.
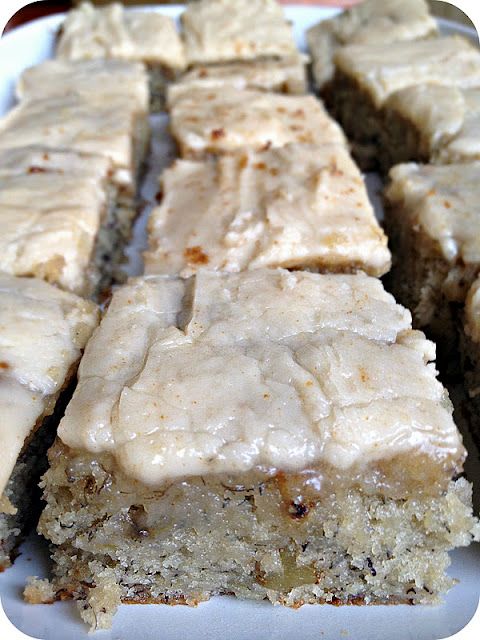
(307, 0, 437, 90)
(181, 0, 297, 66)
(384, 161, 480, 353)
(0, 146, 122, 297)
(144, 143, 390, 277)
(35, 269, 478, 630)
(56, 2, 185, 111)
(0, 93, 150, 206)
(326, 36, 480, 168)
(16, 59, 149, 115)
(0, 274, 98, 571)
(169, 87, 347, 158)
(167, 55, 308, 104)
(381, 85, 480, 169)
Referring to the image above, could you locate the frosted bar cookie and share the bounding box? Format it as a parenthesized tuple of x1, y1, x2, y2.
(0, 147, 126, 297)
(57, 2, 184, 69)
(57, 2, 185, 111)
(0, 275, 98, 570)
(326, 37, 480, 168)
(384, 162, 480, 351)
(381, 85, 480, 169)
(169, 87, 347, 158)
(17, 59, 149, 114)
(307, 0, 437, 90)
(144, 143, 390, 277)
(35, 270, 478, 629)
(182, 0, 297, 66)
(0, 94, 150, 209)
(168, 55, 308, 104)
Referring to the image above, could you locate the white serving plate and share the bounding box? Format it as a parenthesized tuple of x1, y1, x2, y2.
(0, 6, 479, 640)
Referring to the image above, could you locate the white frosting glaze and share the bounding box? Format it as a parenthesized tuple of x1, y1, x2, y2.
(385, 162, 480, 266)
(58, 270, 462, 487)
(0, 147, 111, 295)
(145, 143, 390, 277)
(57, 2, 185, 69)
(17, 59, 149, 113)
(336, 36, 480, 107)
(436, 88, 480, 163)
(0, 275, 98, 498)
(169, 87, 347, 157)
(182, 0, 297, 65)
(307, 0, 436, 89)
(168, 55, 308, 104)
(0, 94, 140, 189)
(385, 84, 465, 153)
(384, 85, 480, 164)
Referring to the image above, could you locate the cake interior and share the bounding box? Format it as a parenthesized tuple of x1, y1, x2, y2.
(0, 395, 70, 570)
(34, 441, 479, 630)
(322, 70, 382, 170)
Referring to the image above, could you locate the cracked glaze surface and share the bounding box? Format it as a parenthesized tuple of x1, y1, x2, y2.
(336, 36, 480, 107)
(0, 147, 111, 295)
(182, 0, 296, 65)
(145, 143, 390, 277)
(58, 270, 463, 486)
(307, 0, 436, 89)
(169, 87, 347, 157)
(57, 2, 185, 69)
(386, 162, 480, 265)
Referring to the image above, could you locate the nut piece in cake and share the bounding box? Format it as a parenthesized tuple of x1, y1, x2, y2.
(307, 0, 437, 90)
(169, 87, 347, 158)
(182, 0, 297, 66)
(144, 143, 390, 277)
(384, 161, 480, 353)
(36, 270, 478, 629)
(0, 274, 98, 570)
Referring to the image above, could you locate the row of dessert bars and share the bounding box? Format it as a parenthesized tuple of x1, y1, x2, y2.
(0, 27, 154, 566)
(307, 0, 480, 448)
(0, 0, 313, 574)
(0, 57, 150, 565)
(56, 0, 306, 109)
(0, 58, 150, 297)
(33, 0, 479, 630)
(0, 0, 478, 632)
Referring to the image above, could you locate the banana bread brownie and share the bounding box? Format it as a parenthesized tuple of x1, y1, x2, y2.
(325, 37, 480, 169)
(144, 143, 390, 277)
(34, 270, 478, 629)
(0, 147, 123, 297)
(0, 94, 150, 239)
(381, 85, 480, 170)
(384, 161, 480, 362)
(181, 0, 297, 66)
(169, 87, 347, 158)
(307, 0, 437, 91)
